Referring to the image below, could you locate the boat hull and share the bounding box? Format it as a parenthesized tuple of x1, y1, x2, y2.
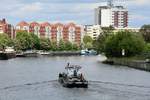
(23, 52, 38, 57)
(62, 81, 88, 88)
(59, 77, 88, 88)
(16, 52, 39, 57)
(0, 53, 16, 60)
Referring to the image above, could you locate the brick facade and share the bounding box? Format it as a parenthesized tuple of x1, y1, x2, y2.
(16, 21, 82, 45)
(0, 18, 14, 38)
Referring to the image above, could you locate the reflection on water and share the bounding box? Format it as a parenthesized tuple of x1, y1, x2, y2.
(0, 55, 150, 100)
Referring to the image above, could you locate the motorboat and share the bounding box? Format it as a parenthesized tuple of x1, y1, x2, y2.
(58, 63, 88, 88)
(81, 49, 97, 55)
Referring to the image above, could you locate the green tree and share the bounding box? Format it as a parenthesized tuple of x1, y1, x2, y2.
(93, 26, 114, 53)
(0, 34, 13, 50)
(102, 26, 115, 34)
(64, 41, 79, 51)
(50, 40, 57, 51)
(40, 38, 51, 51)
(104, 31, 145, 57)
(93, 33, 110, 53)
(83, 35, 93, 44)
(29, 33, 40, 50)
(72, 43, 79, 51)
(64, 41, 73, 51)
(83, 35, 93, 48)
(144, 43, 150, 53)
(140, 24, 150, 43)
(58, 39, 65, 51)
(15, 31, 32, 50)
(143, 43, 150, 59)
(15, 31, 41, 51)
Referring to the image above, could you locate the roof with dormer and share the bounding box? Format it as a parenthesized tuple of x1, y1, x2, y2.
(16, 21, 29, 26)
(40, 22, 51, 27)
(54, 23, 64, 27)
(65, 22, 77, 28)
(30, 21, 40, 27)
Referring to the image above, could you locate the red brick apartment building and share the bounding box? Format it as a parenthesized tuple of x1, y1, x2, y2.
(16, 21, 82, 45)
(0, 19, 15, 38)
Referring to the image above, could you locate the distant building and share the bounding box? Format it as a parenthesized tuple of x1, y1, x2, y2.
(16, 21, 82, 45)
(114, 27, 140, 33)
(0, 18, 15, 38)
(84, 25, 102, 40)
(95, 3, 128, 28)
(29, 22, 40, 37)
(16, 21, 29, 32)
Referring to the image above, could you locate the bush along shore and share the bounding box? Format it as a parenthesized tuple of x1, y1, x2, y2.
(93, 28, 150, 72)
(0, 31, 80, 52)
(0, 31, 83, 59)
(16, 50, 81, 57)
(102, 57, 150, 72)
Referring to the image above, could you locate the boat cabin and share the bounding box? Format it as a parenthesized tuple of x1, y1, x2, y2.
(65, 64, 82, 77)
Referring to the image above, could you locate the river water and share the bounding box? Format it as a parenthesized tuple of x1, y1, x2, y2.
(0, 55, 150, 100)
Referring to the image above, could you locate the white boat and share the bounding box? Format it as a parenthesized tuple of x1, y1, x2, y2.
(80, 49, 97, 55)
(0, 47, 16, 60)
(23, 50, 39, 57)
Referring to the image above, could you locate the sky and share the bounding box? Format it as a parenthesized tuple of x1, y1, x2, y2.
(0, 0, 150, 27)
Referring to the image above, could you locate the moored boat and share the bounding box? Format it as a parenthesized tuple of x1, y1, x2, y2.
(81, 49, 97, 55)
(23, 50, 39, 57)
(37, 50, 50, 55)
(17, 50, 39, 57)
(0, 47, 16, 60)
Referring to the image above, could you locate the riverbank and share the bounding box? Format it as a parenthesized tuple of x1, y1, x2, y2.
(0, 52, 16, 60)
(16, 51, 81, 57)
(41, 51, 81, 56)
(102, 57, 150, 72)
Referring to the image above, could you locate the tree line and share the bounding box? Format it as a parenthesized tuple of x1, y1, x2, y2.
(83, 25, 150, 58)
(95, 25, 150, 58)
(1, 25, 150, 56)
(0, 31, 79, 51)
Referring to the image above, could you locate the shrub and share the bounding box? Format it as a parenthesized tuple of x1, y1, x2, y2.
(104, 31, 145, 57)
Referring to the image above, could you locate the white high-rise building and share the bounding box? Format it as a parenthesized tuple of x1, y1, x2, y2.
(95, 2, 128, 28)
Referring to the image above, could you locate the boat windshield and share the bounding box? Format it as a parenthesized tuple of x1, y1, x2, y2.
(65, 64, 82, 76)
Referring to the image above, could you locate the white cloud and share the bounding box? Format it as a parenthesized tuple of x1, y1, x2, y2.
(11, 2, 43, 17)
(122, 0, 150, 6)
(0, 1, 104, 18)
(131, 14, 149, 20)
(41, 3, 105, 13)
(20, 2, 42, 12)
(134, 0, 149, 5)
(0, 0, 149, 27)
(7, 2, 105, 18)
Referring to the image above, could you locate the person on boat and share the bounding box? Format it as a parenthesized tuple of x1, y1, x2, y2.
(67, 62, 70, 67)
(80, 73, 84, 81)
(73, 69, 77, 76)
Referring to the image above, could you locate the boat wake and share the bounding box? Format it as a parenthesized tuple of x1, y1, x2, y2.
(0, 80, 57, 91)
(0, 80, 150, 100)
(0, 80, 150, 91)
(89, 80, 150, 89)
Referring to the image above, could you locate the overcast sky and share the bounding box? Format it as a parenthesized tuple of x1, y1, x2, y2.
(0, 0, 149, 27)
